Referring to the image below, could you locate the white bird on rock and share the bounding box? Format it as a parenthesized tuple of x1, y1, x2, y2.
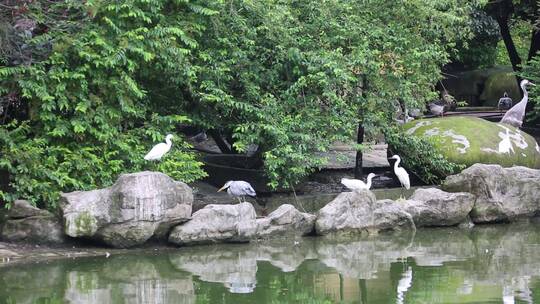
(341, 173, 376, 191)
(144, 134, 173, 161)
(389, 154, 410, 199)
(500, 79, 536, 128)
(218, 180, 256, 204)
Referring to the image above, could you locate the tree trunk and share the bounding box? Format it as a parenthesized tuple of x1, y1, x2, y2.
(354, 123, 364, 179)
(528, 28, 540, 61)
(497, 16, 522, 72)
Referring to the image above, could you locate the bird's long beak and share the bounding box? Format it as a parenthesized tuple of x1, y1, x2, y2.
(531, 83, 537, 86)
(217, 186, 226, 192)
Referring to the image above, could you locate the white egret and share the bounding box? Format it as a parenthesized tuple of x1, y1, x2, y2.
(144, 134, 173, 161)
(500, 79, 535, 128)
(497, 92, 513, 111)
(341, 173, 376, 191)
(218, 180, 256, 204)
(389, 154, 410, 199)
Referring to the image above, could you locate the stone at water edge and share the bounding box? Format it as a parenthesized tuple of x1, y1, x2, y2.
(403, 188, 475, 227)
(254, 204, 316, 238)
(315, 190, 414, 236)
(168, 202, 257, 245)
(0, 200, 65, 244)
(402, 116, 540, 169)
(60, 171, 192, 248)
(442, 164, 540, 223)
(169, 202, 316, 246)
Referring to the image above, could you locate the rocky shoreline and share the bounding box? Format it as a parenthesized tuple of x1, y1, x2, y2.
(1, 163, 540, 264)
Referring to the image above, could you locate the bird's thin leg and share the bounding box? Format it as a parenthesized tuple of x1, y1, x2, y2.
(237, 197, 242, 204)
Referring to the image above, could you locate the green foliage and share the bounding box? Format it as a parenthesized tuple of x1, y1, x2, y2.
(385, 126, 465, 184)
(454, 7, 501, 68)
(183, 0, 479, 189)
(0, 0, 208, 209)
(1, 0, 483, 207)
(521, 54, 540, 120)
(495, 19, 533, 65)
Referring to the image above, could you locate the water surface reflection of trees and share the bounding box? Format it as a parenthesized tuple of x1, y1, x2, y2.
(1, 223, 540, 303)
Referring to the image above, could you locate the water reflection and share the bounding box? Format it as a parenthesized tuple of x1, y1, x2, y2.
(1, 223, 540, 303)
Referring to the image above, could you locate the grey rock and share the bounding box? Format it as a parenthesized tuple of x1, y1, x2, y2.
(7, 200, 50, 219)
(169, 203, 315, 246)
(169, 202, 256, 245)
(254, 204, 315, 238)
(443, 164, 540, 223)
(404, 188, 475, 227)
(60, 171, 192, 248)
(315, 191, 414, 236)
(1, 200, 65, 244)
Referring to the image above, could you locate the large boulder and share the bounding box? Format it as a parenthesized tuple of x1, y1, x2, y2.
(1, 200, 65, 244)
(168, 202, 257, 245)
(254, 204, 315, 238)
(403, 117, 540, 169)
(60, 171, 192, 248)
(443, 164, 540, 223)
(403, 188, 475, 227)
(315, 191, 414, 236)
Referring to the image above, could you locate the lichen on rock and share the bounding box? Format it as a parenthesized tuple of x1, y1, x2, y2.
(403, 117, 540, 169)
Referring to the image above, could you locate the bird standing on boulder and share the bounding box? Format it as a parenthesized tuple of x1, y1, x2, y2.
(341, 173, 376, 191)
(218, 180, 256, 204)
(389, 154, 410, 199)
(428, 102, 445, 117)
(144, 134, 174, 161)
(497, 92, 513, 112)
(501, 79, 535, 128)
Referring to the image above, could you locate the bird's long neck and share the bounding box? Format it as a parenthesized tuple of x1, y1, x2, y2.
(165, 137, 172, 147)
(521, 83, 529, 105)
(366, 175, 373, 189)
(394, 157, 401, 171)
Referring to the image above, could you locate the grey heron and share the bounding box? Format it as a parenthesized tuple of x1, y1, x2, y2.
(389, 154, 410, 199)
(428, 102, 445, 117)
(500, 79, 535, 128)
(341, 173, 376, 191)
(497, 92, 513, 111)
(144, 134, 173, 161)
(218, 180, 257, 203)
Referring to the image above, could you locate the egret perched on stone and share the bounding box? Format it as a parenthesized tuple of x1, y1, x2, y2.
(501, 79, 535, 128)
(341, 173, 376, 191)
(218, 180, 256, 204)
(497, 92, 513, 111)
(144, 134, 173, 161)
(389, 154, 410, 199)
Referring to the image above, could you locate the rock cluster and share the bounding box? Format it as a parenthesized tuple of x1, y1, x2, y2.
(169, 203, 315, 245)
(2, 164, 539, 248)
(443, 164, 540, 223)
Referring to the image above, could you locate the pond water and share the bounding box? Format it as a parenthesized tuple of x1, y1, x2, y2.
(1, 222, 540, 303)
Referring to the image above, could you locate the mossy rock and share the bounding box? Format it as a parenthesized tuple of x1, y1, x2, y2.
(403, 117, 540, 169)
(479, 72, 520, 107)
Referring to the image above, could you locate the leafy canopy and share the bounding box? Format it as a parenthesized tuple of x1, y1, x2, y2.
(1, 0, 481, 209)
